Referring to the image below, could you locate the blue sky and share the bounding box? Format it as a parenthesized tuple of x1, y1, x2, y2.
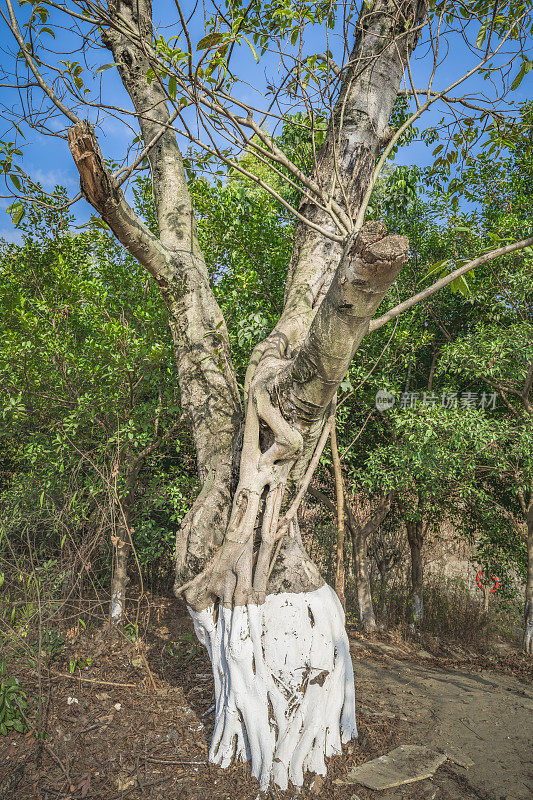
(0, 1, 531, 242)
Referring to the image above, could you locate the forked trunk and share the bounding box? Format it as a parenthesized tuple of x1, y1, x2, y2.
(407, 521, 424, 629)
(67, 0, 425, 788)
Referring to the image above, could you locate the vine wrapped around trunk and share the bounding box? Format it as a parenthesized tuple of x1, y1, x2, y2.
(178, 223, 409, 787)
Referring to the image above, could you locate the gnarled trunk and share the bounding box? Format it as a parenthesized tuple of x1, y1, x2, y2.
(181, 223, 409, 787)
(67, 0, 425, 788)
(190, 580, 356, 790)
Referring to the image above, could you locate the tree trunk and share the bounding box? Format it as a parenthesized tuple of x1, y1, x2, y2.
(352, 524, 377, 633)
(331, 417, 346, 609)
(67, 0, 425, 789)
(379, 565, 389, 624)
(109, 510, 131, 626)
(347, 495, 392, 632)
(406, 521, 424, 630)
(524, 494, 533, 655)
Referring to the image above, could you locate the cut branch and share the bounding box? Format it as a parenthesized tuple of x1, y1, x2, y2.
(67, 121, 170, 280)
(283, 223, 409, 424)
(369, 237, 533, 333)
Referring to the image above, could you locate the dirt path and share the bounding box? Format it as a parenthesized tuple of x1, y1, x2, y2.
(351, 640, 533, 800)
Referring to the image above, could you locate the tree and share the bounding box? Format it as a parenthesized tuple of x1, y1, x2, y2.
(2, 0, 533, 789)
(0, 197, 188, 624)
(437, 105, 533, 651)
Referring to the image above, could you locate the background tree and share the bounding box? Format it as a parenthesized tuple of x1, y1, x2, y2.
(0, 193, 189, 624)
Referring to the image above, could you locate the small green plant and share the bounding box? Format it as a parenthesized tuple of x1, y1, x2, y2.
(0, 659, 28, 735)
(167, 633, 200, 663)
(68, 656, 92, 674)
(124, 622, 138, 643)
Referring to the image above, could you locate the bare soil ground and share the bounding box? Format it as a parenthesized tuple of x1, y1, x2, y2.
(1, 597, 531, 800)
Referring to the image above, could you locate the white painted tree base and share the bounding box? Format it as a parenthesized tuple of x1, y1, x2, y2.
(110, 591, 123, 625)
(189, 584, 357, 790)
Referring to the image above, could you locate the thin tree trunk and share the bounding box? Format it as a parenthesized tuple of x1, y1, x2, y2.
(406, 521, 424, 630)
(109, 510, 131, 626)
(347, 496, 392, 632)
(379, 566, 388, 624)
(524, 494, 533, 654)
(352, 524, 376, 632)
(331, 416, 346, 609)
(309, 488, 392, 632)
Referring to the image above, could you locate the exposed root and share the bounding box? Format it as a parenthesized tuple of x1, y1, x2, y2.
(189, 584, 357, 791)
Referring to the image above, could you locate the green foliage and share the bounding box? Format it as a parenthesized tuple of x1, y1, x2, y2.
(166, 633, 201, 663)
(0, 659, 28, 735)
(0, 187, 194, 591)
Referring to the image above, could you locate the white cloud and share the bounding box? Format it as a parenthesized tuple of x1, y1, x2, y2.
(28, 167, 77, 190)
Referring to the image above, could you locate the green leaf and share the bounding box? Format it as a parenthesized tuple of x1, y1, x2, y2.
(96, 63, 119, 74)
(89, 215, 109, 230)
(421, 259, 449, 282)
(451, 274, 471, 297)
(511, 60, 532, 91)
(242, 35, 259, 63)
(7, 201, 25, 225)
(168, 75, 177, 100)
(196, 32, 225, 51)
(476, 21, 487, 49)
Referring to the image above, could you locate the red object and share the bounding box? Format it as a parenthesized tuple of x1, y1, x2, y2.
(476, 570, 500, 593)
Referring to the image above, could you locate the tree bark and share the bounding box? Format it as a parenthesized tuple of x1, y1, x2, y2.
(109, 508, 131, 626)
(94, 0, 243, 583)
(352, 523, 376, 632)
(406, 521, 425, 630)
